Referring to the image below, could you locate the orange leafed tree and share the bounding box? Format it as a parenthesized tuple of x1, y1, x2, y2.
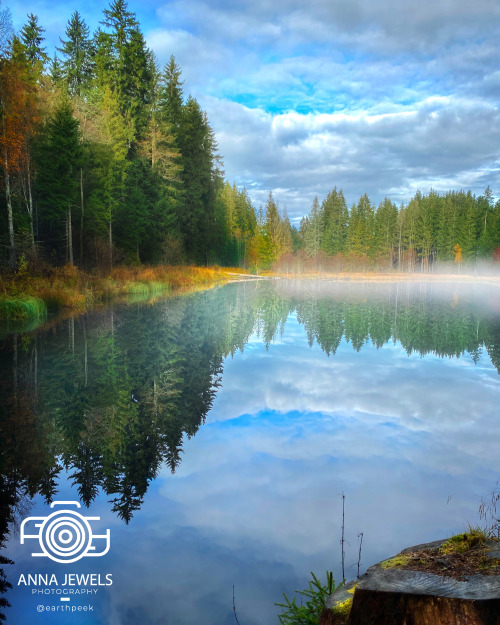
(0, 55, 40, 269)
(453, 243, 463, 266)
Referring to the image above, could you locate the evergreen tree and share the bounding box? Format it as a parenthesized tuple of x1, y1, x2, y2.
(258, 192, 291, 267)
(49, 54, 63, 86)
(97, 0, 153, 144)
(36, 102, 82, 264)
(346, 194, 374, 255)
(177, 96, 220, 263)
(20, 13, 48, 69)
(304, 196, 322, 258)
(160, 55, 184, 135)
(373, 197, 398, 263)
(321, 187, 348, 255)
(57, 12, 94, 96)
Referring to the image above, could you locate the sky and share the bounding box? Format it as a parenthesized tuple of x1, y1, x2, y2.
(4, 0, 500, 222)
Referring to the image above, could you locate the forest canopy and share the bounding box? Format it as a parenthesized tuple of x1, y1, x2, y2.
(1, 1, 500, 273)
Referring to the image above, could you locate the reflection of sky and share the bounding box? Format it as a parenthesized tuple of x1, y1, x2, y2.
(5, 309, 500, 625)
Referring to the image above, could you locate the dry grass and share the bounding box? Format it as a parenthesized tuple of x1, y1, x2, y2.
(0, 264, 233, 319)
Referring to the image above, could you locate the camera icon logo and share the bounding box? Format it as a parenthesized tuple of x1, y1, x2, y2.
(20, 501, 110, 564)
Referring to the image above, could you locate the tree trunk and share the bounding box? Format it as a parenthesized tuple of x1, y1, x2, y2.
(80, 168, 84, 266)
(27, 156, 36, 259)
(67, 207, 74, 265)
(109, 219, 113, 269)
(4, 152, 16, 271)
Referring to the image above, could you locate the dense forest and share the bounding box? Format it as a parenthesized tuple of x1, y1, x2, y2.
(1, 1, 500, 273)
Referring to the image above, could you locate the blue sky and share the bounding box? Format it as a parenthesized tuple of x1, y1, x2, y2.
(3, 0, 500, 221)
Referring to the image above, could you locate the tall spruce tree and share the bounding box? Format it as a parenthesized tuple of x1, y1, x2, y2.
(160, 55, 184, 135)
(57, 12, 94, 96)
(321, 187, 348, 255)
(20, 13, 48, 69)
(177, 96, 220, 263)
(304, 196, 322, 258)
(37, 102, 82, 264)
(97, 0, 153, 144)
(373, 197, 398, 263)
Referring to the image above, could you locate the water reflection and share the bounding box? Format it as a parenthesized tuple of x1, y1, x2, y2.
(1, 280, 500, 623)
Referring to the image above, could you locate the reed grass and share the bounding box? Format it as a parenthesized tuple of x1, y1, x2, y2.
(0, 296, 47, 320)
(0, 264, 232, 319)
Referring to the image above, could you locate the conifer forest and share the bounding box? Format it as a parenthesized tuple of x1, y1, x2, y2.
(1, 1, 500, 273)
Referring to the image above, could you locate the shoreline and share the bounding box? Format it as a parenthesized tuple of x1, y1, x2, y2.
(270, 270, 500, 284)
(2, 265, 500, 322)
(0, 264, 235, 321)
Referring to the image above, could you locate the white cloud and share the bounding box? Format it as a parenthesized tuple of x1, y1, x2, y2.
(9, 0, 500, 213)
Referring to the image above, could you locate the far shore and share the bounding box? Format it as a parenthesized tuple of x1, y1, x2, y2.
(268, 270, 500, 284)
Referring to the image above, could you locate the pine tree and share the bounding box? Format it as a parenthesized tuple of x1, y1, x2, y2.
(97, 0, 153, 144)
(49, 54, 63, 86)
(373, 197, 398, 263)
(304, 196, 322, 258)
(20, 13, 48, 69)
(37, 102, 82, 265)
(321, 187, 348, 255)
(160, 55, 184, 135)
(177, 96, 221, 263)
(347, 194, 374, 255)
(57, 12, 94, 96)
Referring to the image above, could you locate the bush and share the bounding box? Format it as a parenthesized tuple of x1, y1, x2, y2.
(276, 571, 336, 625)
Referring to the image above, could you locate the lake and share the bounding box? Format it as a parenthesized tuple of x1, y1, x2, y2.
(1, 279, 500, 624)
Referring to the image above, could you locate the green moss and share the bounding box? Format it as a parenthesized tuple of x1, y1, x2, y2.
(0, 296, 47, 320)
(380, 554, 411, 569)
(440, 527, 488, 555)
(332, 596, 353, 616)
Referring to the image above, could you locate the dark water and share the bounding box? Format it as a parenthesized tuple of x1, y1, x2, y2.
(1, 280, 500, 624)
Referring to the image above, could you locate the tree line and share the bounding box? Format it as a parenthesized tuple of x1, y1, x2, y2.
(290, 187, 500, 273)
(1, 1, 500, 273)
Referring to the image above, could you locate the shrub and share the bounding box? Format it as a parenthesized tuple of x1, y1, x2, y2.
(276, 571, 336, 625)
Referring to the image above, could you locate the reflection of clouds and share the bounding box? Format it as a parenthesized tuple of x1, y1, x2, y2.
(5, 292, 500, 625)
(106, 520, 299, 625)
(211, 315, 500, 442)
(151, 311, 500, 605)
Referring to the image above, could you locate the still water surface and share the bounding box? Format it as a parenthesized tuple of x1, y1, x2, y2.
(1, 280, 500, 624)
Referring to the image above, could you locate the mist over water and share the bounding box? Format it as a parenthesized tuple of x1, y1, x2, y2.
(1, 280, 499, 624)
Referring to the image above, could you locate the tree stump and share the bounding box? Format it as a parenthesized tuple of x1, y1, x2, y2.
(320, 539, 500, 625)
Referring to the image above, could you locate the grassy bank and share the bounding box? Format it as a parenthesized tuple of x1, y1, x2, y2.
(0, 264, 232, 320)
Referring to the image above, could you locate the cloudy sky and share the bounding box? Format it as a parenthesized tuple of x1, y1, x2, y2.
(5, 0, 500, 221)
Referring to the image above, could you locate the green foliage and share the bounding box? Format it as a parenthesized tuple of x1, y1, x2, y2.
(57, 11, 94, 96)
(275, 571, 336, 625)
(20, 13, 48, 69)
(4, 3, 500, 275)
(440, 527, 488, 554)
(0, 296, 46, 320)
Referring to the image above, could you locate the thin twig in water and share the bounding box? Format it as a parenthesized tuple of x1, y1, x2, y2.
(340, 491, 345, 584)
(233, 585, 241, 625)
(357, 532, 364, 578)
